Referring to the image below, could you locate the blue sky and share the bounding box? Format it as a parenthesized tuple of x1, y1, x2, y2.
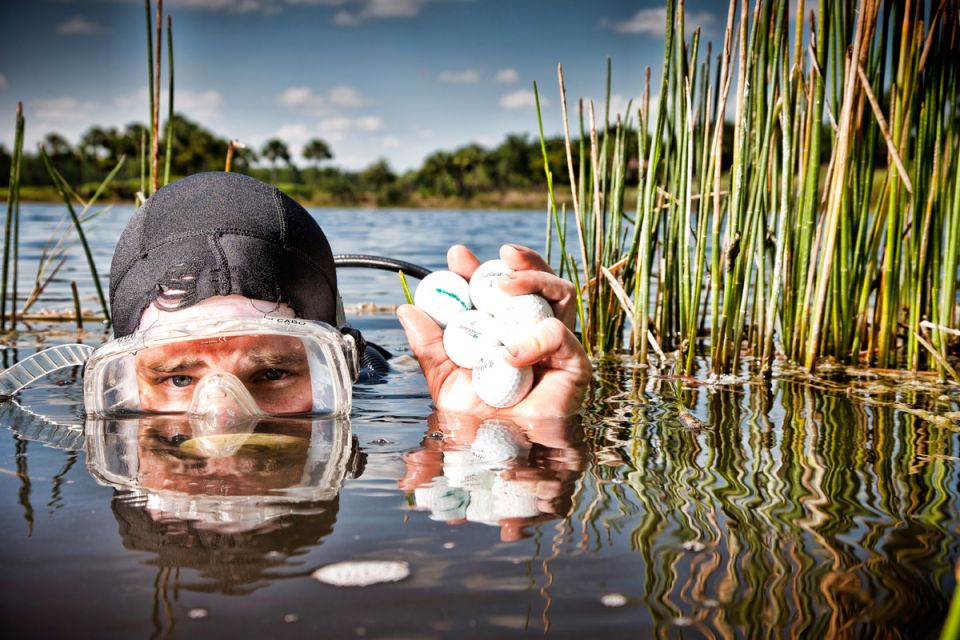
(0, 0, 725, 171)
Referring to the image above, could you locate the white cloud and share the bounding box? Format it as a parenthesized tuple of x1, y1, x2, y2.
(277, 84, 369, 114)
(274, 122, 311, 145)
(0, 74, 8, 92)
(500, 90, 549, 110)
(114, 87, 224, 123)
(278, 86, 326, 112)
(328, 85, 367, 108)
(30, 96, 100, 122)
(354, 116, 383, 131)
(494, 68, 519, 83)
(603, 8, 714, 35)
(333, 0, 434, 25)
(317, 115, 383, 141)
(56, 16, 110, 35)
(605, 94, 642, 123)
(381, 135, 400, 148)
(437, 69, 480, 84)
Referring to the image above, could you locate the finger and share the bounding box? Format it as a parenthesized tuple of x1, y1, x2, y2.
(503, 317, 589, 374)
(447, 245, 482, 281)
(397, 304, 458, 391)
(499, 244, 555, 275)
(498, 270, 577, 329)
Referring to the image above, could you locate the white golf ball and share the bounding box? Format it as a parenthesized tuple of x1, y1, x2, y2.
(472, 347, 533, 408)
(443, 310, 502, 368)
(414, 270, 472, 328)
(469, 259, 515, 314)
(495, 294, 554, 345)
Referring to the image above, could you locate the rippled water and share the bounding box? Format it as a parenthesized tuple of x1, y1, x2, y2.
(1, 203, 958, 638)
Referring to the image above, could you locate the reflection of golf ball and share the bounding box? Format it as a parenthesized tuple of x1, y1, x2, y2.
(471, 420, 530, 466)
(495, 294, 554, 345)
(469, 259, 514, 314)
(414, 270, 472, 328)
(472, 347, 533, 408)
(443, 310, 502, 368)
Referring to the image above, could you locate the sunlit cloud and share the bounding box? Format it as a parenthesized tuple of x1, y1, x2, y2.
(381, 135, 401, 148)
(56, 16, 110, 35)
(500, 90, 549, 110)
(277, 85, 370, 115)
(438, 69, 480, 84)
(494, 68, 519, 83)
(30, 96, 100, 122)
(273, 122, 311, 145)
(317, 115, 383, 141)
(333, 0, 437, 25)
(114, 87, 224, 123)
(602, 8, 714, 35)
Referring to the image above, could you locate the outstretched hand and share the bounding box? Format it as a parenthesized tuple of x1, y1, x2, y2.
(397, 244, 590, 418)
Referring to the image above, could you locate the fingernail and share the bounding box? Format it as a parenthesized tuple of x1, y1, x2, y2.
(504, 343, 520, 357)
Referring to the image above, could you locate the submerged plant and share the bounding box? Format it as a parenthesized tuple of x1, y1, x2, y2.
(540, 0, 960, 379)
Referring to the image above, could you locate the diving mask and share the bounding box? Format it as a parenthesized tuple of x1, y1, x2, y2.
(83, 315, 359, 417)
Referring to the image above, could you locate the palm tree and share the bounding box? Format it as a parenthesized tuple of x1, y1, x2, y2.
(261, 138, 292, 184)
(303, 138, 333, 169)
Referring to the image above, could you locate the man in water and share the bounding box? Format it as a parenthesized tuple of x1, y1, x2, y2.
(93, 171, 588, 420)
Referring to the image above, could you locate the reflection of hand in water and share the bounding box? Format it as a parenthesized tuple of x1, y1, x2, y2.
(87, 415, 361, 594)
(398, 244, 590, 418)
(400, 412, 585, 541)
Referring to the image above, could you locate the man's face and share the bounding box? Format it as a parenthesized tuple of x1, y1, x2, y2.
(134, 334, 314, 414)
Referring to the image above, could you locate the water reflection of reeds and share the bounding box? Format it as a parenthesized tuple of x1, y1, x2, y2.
(576, 375, 958, 637)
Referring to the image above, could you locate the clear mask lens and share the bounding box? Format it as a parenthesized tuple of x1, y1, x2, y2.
(84, 317, 357, 417)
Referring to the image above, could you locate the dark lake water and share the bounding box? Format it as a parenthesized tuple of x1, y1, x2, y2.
(1, 203, 958, 638)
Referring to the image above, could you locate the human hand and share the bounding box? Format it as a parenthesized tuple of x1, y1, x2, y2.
(397, 244, 590, 418)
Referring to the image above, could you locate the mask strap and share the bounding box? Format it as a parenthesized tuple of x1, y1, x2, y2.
(0, 344, 94, 398)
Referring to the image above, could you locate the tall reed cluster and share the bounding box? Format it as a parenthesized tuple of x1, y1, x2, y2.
(541, 0, 959, 379)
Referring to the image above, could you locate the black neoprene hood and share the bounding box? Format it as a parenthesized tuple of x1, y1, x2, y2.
(109, 172, 338, 337)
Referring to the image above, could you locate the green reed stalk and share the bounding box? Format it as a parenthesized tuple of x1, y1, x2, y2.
(144, 0, 155, 197)
(544, 0, 957, 376)
(1, 102, 24, 332)
(163, 14, 174, 186)
(41, 148, 124, 325)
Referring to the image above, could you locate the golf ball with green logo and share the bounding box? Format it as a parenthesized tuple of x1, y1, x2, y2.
(414, 270, 472, 328)
(443, 310, 502, 368)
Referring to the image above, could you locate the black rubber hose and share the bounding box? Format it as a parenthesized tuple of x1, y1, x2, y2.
(333, 254, 432, 280)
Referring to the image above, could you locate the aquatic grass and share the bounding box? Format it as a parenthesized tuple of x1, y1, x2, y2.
(41, 147, 125, 325)
(1, 102, 25, 331)
(541, 0, 960, 378)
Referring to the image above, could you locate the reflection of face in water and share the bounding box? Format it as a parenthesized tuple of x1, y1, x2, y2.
(87, 415, 362, 594)
(401, 413, 586, 542)
(133, 335, 314, 414)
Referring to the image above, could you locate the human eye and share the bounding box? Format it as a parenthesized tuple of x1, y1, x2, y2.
(262, 368, 291, 382)
(159, 374, 194, 388)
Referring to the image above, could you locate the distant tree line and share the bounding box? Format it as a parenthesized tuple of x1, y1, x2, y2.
(0, 112, 781, 207)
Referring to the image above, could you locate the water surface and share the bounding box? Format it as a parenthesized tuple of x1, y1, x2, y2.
(1, 204, 957, 638)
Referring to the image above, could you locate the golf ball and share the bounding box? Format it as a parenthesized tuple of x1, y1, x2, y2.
(443, 310, 502, 368)
(495, 294, 554, 345)
(472, 346, 533, 408)
(469, 259, 515, 314)
(414, 270, 472, 328)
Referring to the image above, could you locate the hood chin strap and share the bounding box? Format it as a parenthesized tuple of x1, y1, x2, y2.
(0, 344, 94, 399)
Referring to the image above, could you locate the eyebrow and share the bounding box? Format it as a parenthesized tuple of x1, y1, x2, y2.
(248, 350, 308, 369)
(140, 357, 207, 374)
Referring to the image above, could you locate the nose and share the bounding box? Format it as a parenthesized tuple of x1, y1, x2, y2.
(188, 372, 265, 426)
(185, 373, 266, 456)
